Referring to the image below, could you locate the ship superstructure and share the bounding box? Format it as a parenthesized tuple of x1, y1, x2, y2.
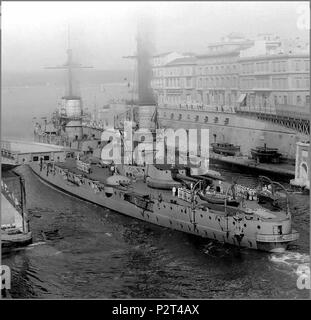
(34, 30, 92, 146)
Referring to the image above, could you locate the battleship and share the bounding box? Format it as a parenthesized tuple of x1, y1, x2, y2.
(29, 31, 300, 253)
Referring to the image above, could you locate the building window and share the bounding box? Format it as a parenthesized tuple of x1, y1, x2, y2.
(170, 113, 174, 119)
(295, 61, 300, 71)
(296, 78, 300, 88)
(284, 96, 288, 105)
(33, 156, 39, 161)
(178, 114, 182, 120)
(195, 115, 199, 122)
(44, 155, 50, 161)
(306, 95, 310, 105)
(297, 96, 302, 105)
(204, 116, 208, 123)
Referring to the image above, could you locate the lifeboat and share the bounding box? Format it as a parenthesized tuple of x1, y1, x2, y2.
(198, 192, 240, 207)
(105, 175, 131, 187)
(146, 177, 181, 190)
(146, 164, 182, 190)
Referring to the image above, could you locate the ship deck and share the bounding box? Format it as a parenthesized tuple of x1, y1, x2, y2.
(54, 159, 288, 222)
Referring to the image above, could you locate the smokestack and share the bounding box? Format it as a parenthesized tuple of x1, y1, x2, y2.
(137, 16, 156, 106)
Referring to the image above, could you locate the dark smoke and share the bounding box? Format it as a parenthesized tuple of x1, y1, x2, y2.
(137, 16, 156, 106)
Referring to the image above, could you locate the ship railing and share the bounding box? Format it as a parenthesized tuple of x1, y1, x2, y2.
(256, 231, 299, 243)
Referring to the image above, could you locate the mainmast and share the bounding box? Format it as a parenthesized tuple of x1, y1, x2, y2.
(44, 28, 93, 141)
(45, 27, 93, 98)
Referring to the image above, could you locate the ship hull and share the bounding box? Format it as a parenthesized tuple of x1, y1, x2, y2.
(28, 162, 298, 253)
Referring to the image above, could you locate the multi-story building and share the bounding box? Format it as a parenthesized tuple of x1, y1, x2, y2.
(151, 51, 187, 104)
(238, 37, 310, 116)
(160, 56, 197, 106)
(152, 33, 309, 115)
(196, 49, 241, 108)
(150, 34, 309, 160)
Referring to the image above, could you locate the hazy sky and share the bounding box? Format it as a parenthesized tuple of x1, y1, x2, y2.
(2, 1, 309, 72)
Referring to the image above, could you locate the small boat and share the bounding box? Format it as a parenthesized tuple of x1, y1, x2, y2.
(211, 142, 240, 156)
(198, 191, 240, 207)
(251, 145, 281, 163)
(2, 231, 33, 254)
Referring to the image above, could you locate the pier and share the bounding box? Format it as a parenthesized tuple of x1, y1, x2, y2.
(1, 140, 69, 165)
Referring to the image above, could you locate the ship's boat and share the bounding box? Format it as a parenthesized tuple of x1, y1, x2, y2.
(146, 177, 181, 189)
(105, 175, 131, 186)
(146, 164, 182, 189)
(251, 145, 282, 163)
(211, 142, 240, 156)
(198, 191, 240, 207)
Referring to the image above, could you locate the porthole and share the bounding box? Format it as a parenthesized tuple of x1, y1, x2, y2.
(257, 225, 261, 229)
(169, 220, 172, 225)
(233, 221, 235, 225)
(249, 241, 252, 247)
(180, 224, 183, 229)
(244, 224, 247, 227)
(209, 216, 211, 220)
(200, 214, 203, 218)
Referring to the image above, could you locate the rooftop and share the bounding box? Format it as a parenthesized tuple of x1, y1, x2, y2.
(1, 140, 68, 154)
(153, 52, 173, 58)
(166, 57, 197, 66)
(196, 48, 241, 59)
